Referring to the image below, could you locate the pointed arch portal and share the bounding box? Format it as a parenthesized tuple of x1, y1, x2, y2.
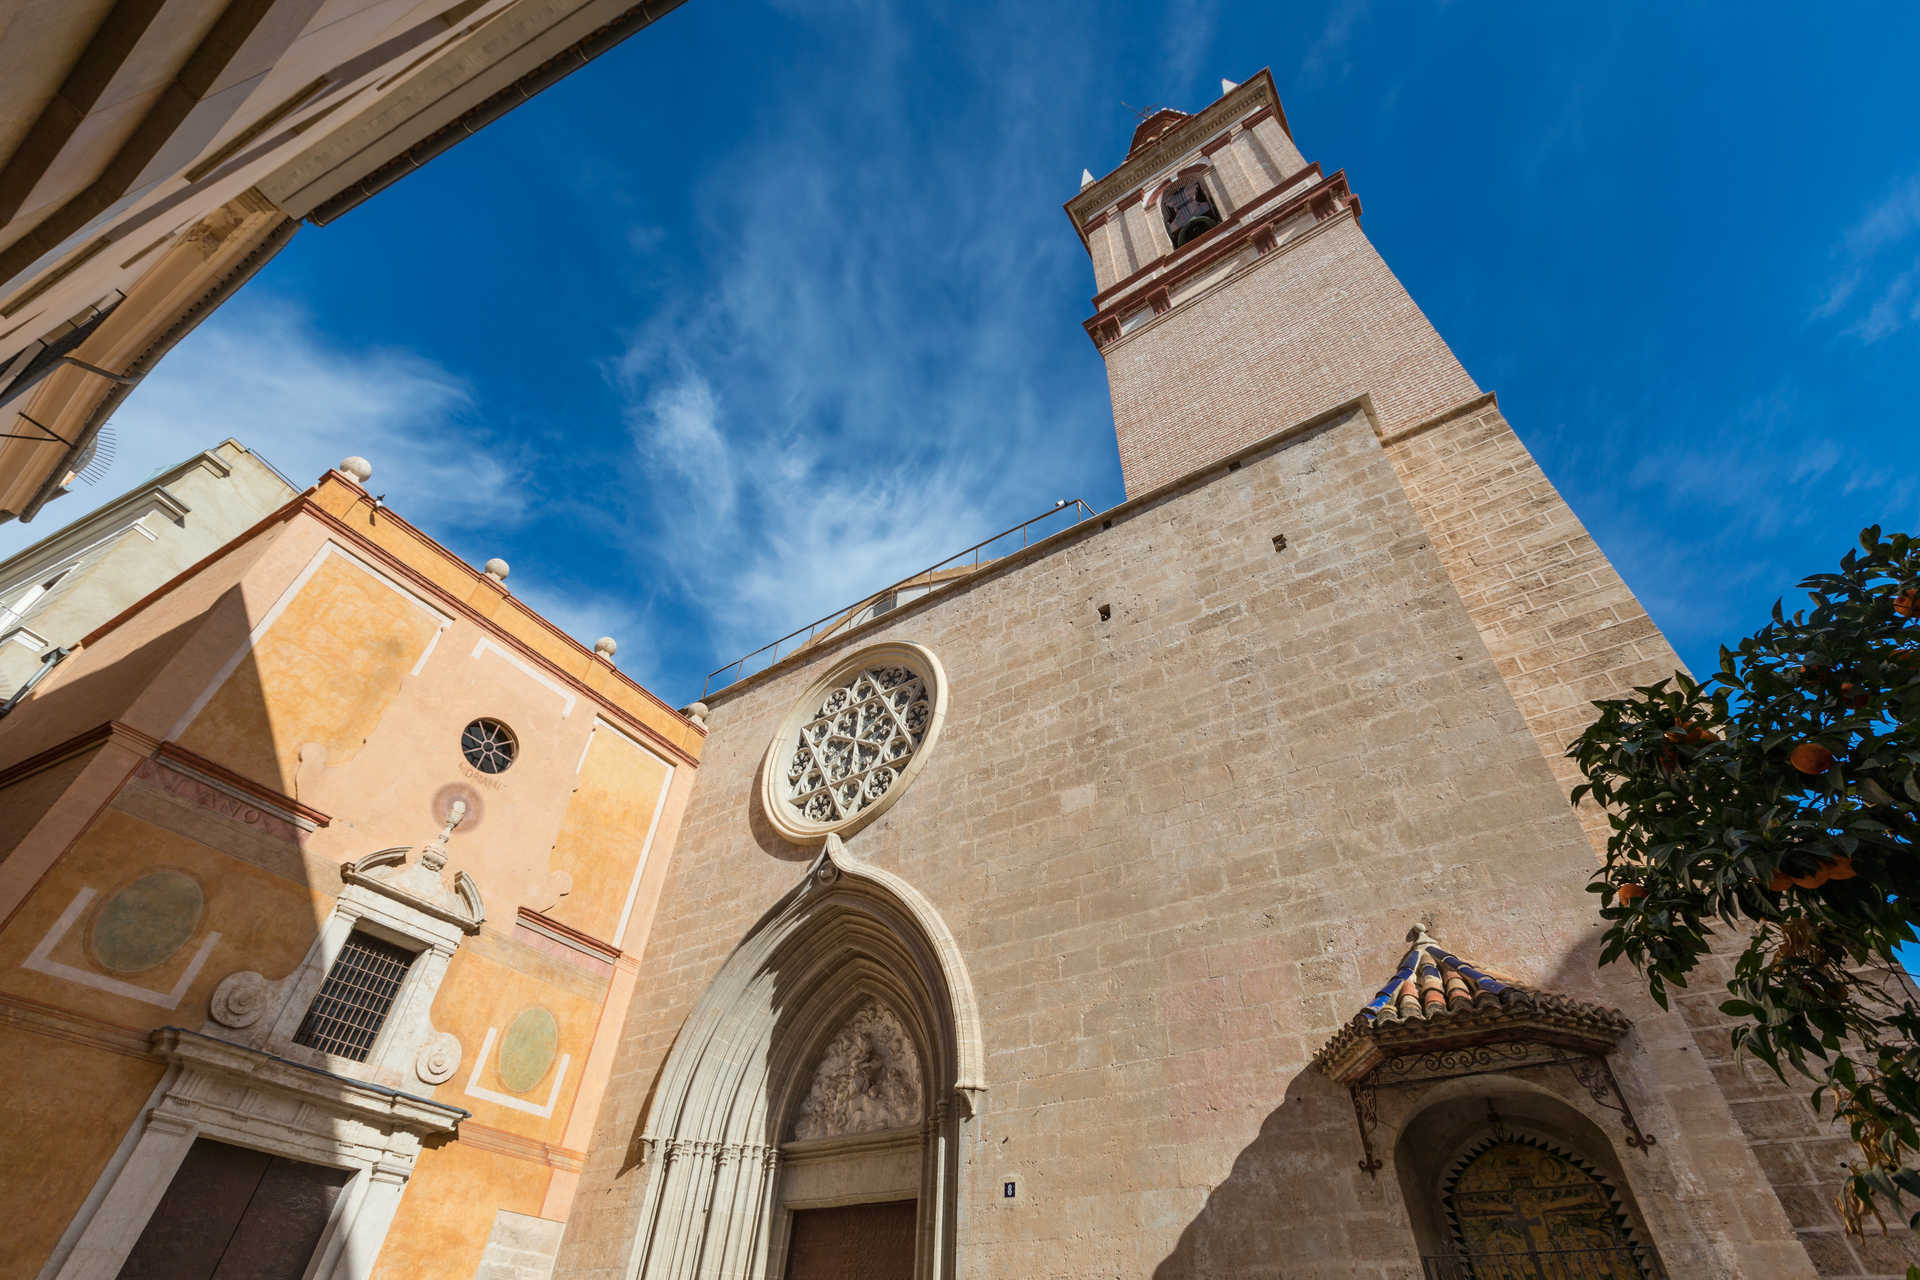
(622, 836, 983, 1280)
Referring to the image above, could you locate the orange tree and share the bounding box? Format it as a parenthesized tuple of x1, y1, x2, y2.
(1570, 526, 1920, 1233)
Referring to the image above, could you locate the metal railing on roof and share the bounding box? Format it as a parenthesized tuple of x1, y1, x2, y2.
(702, 499, 1097, 698)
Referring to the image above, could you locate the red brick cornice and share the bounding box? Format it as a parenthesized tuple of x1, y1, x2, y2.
(458, 1121, 588, 1171)
(1087, 162, 1324, 311)
(515, 905, 622, 964)
(0, 719, 157, 789)
(0, 990, 153, 1060)
(1084, 169, 1357, 350)
(300, 496, 700, 768)
(154, 740, 332, 827)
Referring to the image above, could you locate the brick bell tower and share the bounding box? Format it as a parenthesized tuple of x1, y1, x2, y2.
(1067, 72, 1680, 855)
(1068, 72, 1479, 496)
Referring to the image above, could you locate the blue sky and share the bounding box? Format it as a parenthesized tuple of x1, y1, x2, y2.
(7, 0, 1920, 706)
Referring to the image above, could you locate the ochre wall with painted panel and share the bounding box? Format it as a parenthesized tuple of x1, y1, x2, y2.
(0, 477, 702, 1279)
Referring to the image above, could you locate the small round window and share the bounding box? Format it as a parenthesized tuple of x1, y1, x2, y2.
(461, 718, 518, 774)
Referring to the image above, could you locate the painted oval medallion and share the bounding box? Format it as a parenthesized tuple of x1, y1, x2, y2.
(90, 870, 204, 974)
(498, 1006, 559, 1093)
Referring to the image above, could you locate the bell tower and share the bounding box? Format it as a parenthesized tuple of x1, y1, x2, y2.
(1067, 72, 1479, 497)
(1067, 72, 1681, 858)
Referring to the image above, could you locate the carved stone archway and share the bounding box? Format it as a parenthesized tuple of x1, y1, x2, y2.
(622, 836, 983, 1280)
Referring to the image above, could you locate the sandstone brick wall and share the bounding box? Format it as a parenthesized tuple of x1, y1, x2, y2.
(1372, 401, 1918, 1274)
(1103, 215, 1479, 497)
(1380, 394, 1686, 856)
(555, 406, 1814, 1279)
(1674, 952, 1920, 1277)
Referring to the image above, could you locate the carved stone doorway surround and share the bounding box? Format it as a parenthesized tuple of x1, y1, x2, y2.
(621, 835, 984, 1280)
(38, 834, 481, 1280)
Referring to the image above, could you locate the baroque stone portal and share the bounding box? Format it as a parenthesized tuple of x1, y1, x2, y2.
(792, 1002, 924, 1140)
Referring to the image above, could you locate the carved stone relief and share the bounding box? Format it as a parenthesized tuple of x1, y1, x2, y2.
(784, 665, 931, 826)
(791, 1002, 924, 1140)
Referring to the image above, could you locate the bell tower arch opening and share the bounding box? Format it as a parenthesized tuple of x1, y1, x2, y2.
(621, 836, 982, 1280)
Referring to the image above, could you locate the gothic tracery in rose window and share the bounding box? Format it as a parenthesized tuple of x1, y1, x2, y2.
(784, 665, 931, 825)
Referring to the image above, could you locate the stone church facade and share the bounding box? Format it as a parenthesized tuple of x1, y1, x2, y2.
(2, 67, 1905, 1280)
(551, 73, 1902, 1279)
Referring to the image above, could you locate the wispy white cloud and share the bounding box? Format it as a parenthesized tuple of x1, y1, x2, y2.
(1811, 173, 1920, 342)
(0, 295, 516, 563)
(1841, 173, 1920, 259)
(584, 9, 1117, 675)
(1845, 258, 1920, 344)
(1160, 0, 1221, 96)
(1296, 0, 1368, 90)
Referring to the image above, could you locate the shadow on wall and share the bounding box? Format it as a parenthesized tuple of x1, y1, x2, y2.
(1148, 927, 1653, 1280)
(0, 583, 334, 1279)
(1150, 1068, 1359, 1280)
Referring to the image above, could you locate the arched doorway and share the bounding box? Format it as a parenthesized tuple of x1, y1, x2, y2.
(621, 836, 983, 1280)
(1395, 1090, 1663, 1280)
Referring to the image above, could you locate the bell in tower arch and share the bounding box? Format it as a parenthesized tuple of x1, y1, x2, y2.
(1162, 178, 1221, 248)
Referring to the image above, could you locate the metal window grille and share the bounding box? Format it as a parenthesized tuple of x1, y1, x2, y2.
(291, 931, 415, 1061)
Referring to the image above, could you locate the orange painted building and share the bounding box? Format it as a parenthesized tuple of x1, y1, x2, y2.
(0, 458, 703, 1279)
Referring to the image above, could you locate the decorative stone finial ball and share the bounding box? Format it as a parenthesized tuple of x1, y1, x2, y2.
(681, 701, 710, 726)
(483, 558, 510, 582)
(339, 456, 373, 482)
(594, 636, 617, 658)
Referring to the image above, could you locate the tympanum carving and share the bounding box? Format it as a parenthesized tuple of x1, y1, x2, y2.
(791, 1002, 924, 1140)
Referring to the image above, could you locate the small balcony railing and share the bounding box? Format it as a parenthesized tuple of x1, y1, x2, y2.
(1419, 1246, 1662, 1280)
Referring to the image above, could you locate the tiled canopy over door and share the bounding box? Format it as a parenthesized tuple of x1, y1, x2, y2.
(115, 1139, 351, 1280)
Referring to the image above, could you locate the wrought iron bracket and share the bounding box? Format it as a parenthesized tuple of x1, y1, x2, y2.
(1349, 1079, 1384, 1177)
(1343, 1049, 1655, 1180)
(1567, 1053, 1656, 1151)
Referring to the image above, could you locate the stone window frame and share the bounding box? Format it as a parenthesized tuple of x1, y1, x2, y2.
(38, 841, 479, 1280)
(758, 641, 949, 845)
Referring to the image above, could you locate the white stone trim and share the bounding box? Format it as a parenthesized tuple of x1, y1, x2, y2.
(38, 1031, 463, 1280)
(40, 842, 487, 1278)
(468, 637, 576, 717)
(207, 838, 481, 1098)
(409, 619, 450, 676)
(4, 624, 50, 649)
(20, 887, 220, 1009)
(592, 717, 676, 948)
(461, 1025, 572, 1117)
(169, 541, 453, 739)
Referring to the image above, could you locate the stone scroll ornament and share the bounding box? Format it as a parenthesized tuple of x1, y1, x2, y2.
(415, 1031, 463, 1085)
(760, 642, 948, 844)
(791, 1002, 925, 1140)
(209, 971, 271, 1028)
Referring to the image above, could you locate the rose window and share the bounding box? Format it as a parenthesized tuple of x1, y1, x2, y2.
(785, 665, 930, 824)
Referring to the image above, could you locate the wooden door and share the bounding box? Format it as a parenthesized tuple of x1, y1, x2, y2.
(783, 1200, 917, 1280)
(116, 1138, 352, 1279)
